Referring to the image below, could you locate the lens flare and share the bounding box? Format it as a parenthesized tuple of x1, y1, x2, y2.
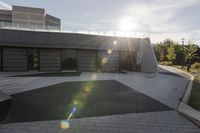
(73, 100, 78, 105)
(102, 57, 108, 64)
(91, 74, 97, 80)
(60, 81, 95, 129)
(113, 40, 117, 45)
(60, 107, 76, 129)
(107, 49, 112, 54)
(67, 107, 76, 121)
(83, 82, 94, 93)
(72, 98, 84, 110)
(84, 86, 92, 92)
(61, 120, 70, 129)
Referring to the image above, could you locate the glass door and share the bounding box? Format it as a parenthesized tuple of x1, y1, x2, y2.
(28, 48, 39, 71)
(62, 50, 77, 71)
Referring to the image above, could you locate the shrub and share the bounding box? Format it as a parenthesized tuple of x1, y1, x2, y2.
(191, 62, 200, 69)
(159, 61, 172, 66)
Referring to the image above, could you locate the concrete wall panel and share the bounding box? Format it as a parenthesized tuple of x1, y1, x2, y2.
(3, 30, 21, 43)
(12, 6, 45, 14)
(13, 13, 28, 20)
(35, 32, 49, 44)
(3, 48, 27, 71)
(0, 48, 1, 71)
(48, 33, 63, 45)
(0, 30, 3, 42)
(40, 49, 61, 71)
(29, 14, 44, 21)
(78, 50, 96, 72)
(99, 51, 119, 72)
(120, 51, 136, 71)
(20, 31, 36, 44)
(140, 40, 158, 73)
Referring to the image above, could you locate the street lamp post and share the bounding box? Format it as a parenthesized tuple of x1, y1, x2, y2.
(181, 38, 185, 69)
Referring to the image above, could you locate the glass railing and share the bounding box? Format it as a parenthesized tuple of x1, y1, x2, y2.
(0, 22, 60, 31)
(0, 22, 150, 38)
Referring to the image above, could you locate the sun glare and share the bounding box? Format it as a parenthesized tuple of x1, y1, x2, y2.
(119, 17, 137, 32)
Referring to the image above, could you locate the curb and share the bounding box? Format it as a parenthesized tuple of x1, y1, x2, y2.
(172, 67, 200, 127)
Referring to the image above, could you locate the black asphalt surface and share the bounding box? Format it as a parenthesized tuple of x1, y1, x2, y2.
(6, 80, 172, 123)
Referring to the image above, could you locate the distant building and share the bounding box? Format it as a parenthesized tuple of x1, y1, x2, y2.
(0, 5, 60, 30)
(0, 9, 12, 22)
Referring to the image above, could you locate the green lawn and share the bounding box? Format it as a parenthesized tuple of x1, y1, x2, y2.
(172, 65, 200, 111)
(188, 75, 200, 111)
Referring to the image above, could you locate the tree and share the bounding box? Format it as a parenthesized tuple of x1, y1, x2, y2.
(173, 44, 183, 65)
(153, 39, 200, 67)
(160, 50, 165, 61)
(153, 39, 177, 61)
(167, 45, 176, 61)
(195, 47, 200, 62)
(184, 43, 199, 71)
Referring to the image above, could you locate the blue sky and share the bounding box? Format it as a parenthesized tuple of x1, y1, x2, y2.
(0, 0, 200, 44)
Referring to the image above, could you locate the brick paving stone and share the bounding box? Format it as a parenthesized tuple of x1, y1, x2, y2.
(24, 126, 41, 131)
(0, 110, 199, 133)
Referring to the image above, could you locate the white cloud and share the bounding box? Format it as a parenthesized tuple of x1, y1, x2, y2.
(82, 13, 97, 17)
(120, 0, 199, 32)
(117, 0, 200, 44)
(0, 1, 11, 10)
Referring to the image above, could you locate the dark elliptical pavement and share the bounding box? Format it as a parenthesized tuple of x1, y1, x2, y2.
(6, 80, 171, 123)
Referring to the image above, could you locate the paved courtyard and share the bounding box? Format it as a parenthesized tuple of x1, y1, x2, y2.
(0, 66, 199, 133)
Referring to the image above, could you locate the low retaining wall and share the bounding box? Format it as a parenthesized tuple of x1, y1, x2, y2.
(174, 68, 200, 127)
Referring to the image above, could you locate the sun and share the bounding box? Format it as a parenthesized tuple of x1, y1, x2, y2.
(119, 17, 137, 31)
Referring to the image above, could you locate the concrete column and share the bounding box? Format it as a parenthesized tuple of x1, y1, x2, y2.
(138, 38, 158, 73)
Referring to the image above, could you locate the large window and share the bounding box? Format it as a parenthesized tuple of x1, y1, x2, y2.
(120, 51, 136, 71)
(62, 50, 77, 71)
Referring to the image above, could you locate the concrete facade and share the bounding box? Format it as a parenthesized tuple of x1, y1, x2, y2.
(140, 39, 158, 73)
(45, 14, 61, 29)
(0, 9, 12, 23)
(2, 48, 27, 71)
(78, 50, 97, 72)
(39, 49, 61, 71)
(12, 5, 45, 27)
(0, 29, 158, 73)
(0, 5, 60, 29)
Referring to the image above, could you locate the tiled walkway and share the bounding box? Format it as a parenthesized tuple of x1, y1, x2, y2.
(0, 111, 199, 133)
(0, 66, 199, 133)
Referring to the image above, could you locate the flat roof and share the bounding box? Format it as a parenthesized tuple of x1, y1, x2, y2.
(0, 29, 149, 51)
(12, 5, 45, 14)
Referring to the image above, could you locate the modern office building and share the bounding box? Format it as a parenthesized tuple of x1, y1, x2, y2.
(0, 5, 60, 30)
(0, 28, 158, 73)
